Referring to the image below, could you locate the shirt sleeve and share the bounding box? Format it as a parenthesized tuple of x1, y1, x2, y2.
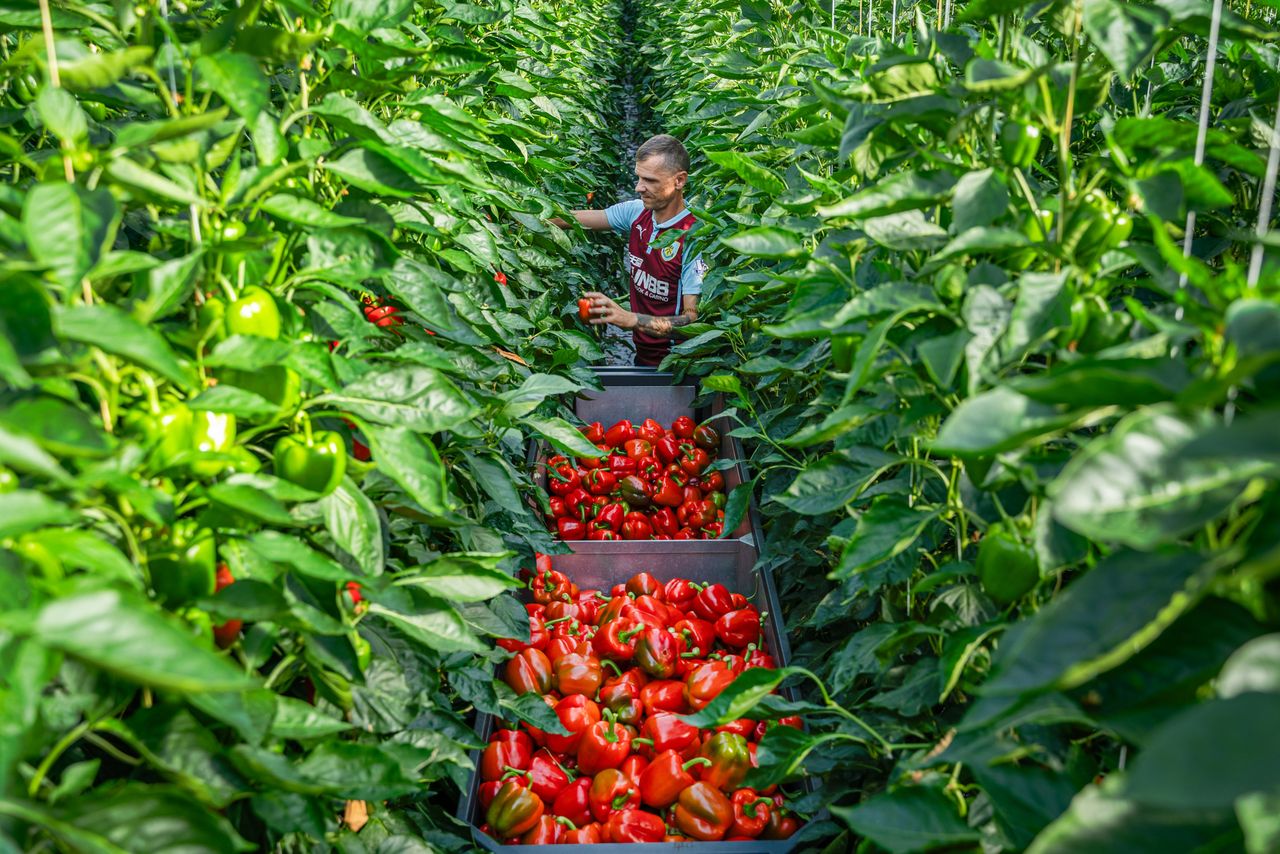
(680, 252, 706, 297)
(605, 199, 645, 234)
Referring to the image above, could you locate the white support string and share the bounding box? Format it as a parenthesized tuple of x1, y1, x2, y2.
(1247, 88, 1280, 288)
(1176, 0, 1225, 320)
(891, 0, 898, 42)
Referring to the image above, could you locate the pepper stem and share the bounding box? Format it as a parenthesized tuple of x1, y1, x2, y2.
(554, 817, 577, 830)
(682, 757, 712, 772)
(601, 659, 622, 677)
(631, 738, 654, 747)
(743, 797, 772, 818)
(543, 616, 573, 627)
(611, 792, 633, 809)
(618, 626, 643, 643)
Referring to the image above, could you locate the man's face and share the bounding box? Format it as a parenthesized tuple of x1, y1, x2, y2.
(634, 156, 687, 211)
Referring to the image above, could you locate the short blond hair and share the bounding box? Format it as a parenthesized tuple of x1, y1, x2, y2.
(636, 134, 689, 174)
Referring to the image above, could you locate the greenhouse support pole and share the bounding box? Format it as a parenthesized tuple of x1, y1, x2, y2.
(1247, 88, 1280, 288)
(1176, 0, 1224, 318)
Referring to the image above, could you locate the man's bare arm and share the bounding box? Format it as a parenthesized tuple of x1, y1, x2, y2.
(551, 210, 611, 230)
(631, 295, 698, 339)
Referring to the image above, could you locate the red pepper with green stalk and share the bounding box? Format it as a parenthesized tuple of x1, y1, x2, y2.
(640, 680, 688, 716)
(583, 468, 616, 495)
(692, 583, 735, 621)
(604, 419, 636, 448)
(564, 487, 596, 522)
(497, 609, 548, 654)
(593, 502, 625, 533)
(617, 475, 650, 509)
(502, 748, 573, 803)
(651, 476, 684, 507)
(544, 693, 601, 754)
(664, 578, 699, 610)
(693, 423, 720, 451)
(672, 781, 734, 840)
(560, 821, 604, 843)
(624, 438, 653, 460)
(673, 616, 715, 658)
(633, 625, 678, 679)
(609, 454, 638, 477)
(698, 731, 751, 791)
(546, 461, 580, 496)
(638, 418, 664, 443)
(730, 788, 774, 837)
(552, 649, 603, 696)
(635, 712, 701, 758)
(520, 814, 564, 845)
(638, 749, 712, 808)
(557, 517, 587, 540)
(680, 446, 711, 477)
(685, 659, 737, 711)
(650, 507, 679, 537)
(551, 777, 593, 827)
(577, 710, 633, 774)
(504, 648, 552, 695)
(486, 779, 544, 839)
(588, 767, 641, 822)
(654, 435, 681, 464)
(715, 608, 762, 648)
(480, 729, 533, 781)
(672, 415, 695, 439)
(605, 809, 666, 843)
(762, 809, 800, 839)
(620, 512, 653, 540)
(581, 421, 605, 444)
(593, 618, 643, 661)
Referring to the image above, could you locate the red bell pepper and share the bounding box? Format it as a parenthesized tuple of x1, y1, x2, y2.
(600, 665, 647, 706)
(731, 592, 749, 610)
(496, 609, 548, 653)
(557, 517, 587, 540)
(593, 502, 625, 532)
(604, 419, 636, 448)
(588, 529, 619, 540)
(620, 512, 653, 540)
(565, 487, 596, 521)
(544, 635, 579, 665)
(673, 617, 716, 658)
(486, 779, 544, 839)
(593, 617, 643, 661)
(716, 718, 756, 739)
(624, 571, 661, 597)
(682, 499, 717, 529)
(551, 777, 593, 827)
(692, 583, 735, 621)
(762, 810, 800, 839)
(504, 748, 573, 803)
(620, 753, 649, 785)
(684, 659, 736, 711)
(654, 435, 681, 464)
(674, 528, 698, 540)
(597, 594, 630, 625)
(731, 788, 774, 837)
(698, 731, 751, 791)
(640, 679, 688, 716)
(636, 711, 700, 757)
(715, 608, 762, 648)
(650, 507, 679, 537)
(651, 476, 683, 507)
(672, 781, 734, 841)
(617, 475, 650, 508)
(546, 495, 567, 521)
(693, 423, 720, 451)
(680, 446, 711, 476)
(546, 462, 580, 496)
(577, 711, 632, 775)
(702, 470, 725, 493)
(628, 594, 675, 627)
(560, 820, 604, 843)
(624, 438, 653, 460)
(530, 569, 576, 605)
(609, 454, 638, 477)
(746, 644, 777, 670)
(553, 649, 603, 696)
(544, 693, 601, 754)
(479, 780, 503, 809)
(582, 421, 605, 445)
(520, 814, 564, 845)
(481, 729, 533, 781)
(588, 768, 640, 822)
(634, 625, 678, 679)
(583, 468, 617, 495)
(634, 453, 661, 479)
(504, 648, 552, 695)
(663, 577, 698, 610)
(672, 415, 695, 439)
(638, 418, 664, 443)
(638, 749, 713, 808)
(604, 809, 665, 843)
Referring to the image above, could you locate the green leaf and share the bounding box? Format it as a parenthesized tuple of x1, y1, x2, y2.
(1216, 634, 1280, 698)
(293, 741, 422, 800)
(951, 168, 1008, 233)
(1123, 693, 1280, 810)
(0, 424, 72, 484)
(831, 497, 939, 579)
(35, 86, 88, 146)
(0, 394, 112, 458)
(499, 373, 582, 418)
(932, 387, 1086, 456)
(58, 46, 154, 91)
(999, 271, 1071, 361)
(187, 385, 277, 419)
(270, 695, 354, 739)
(0, 491, 75, 538)
(33, 589, 255, 692)
(398, 552, 519, 602)
(366, 594, 485, 653)
(56, 304, 190, 389)
(781, 403, 879, 448)
(680, 667, 794, 727)
(775, 448, 898, 515)
(22, 183, 118, 288)
(721, 226, 804, 258)
(982, 549, 1204, 697)
(316, 367, 477, 433)
(320, 480, 384, 577)
(206, 483, 297, 526)
(817, 170, 956, 220)
(721, 481, 753, 539)
(361, 425, 456, 518)
(246, 531, 350, 582)
(195, 53, 268, 121)
(325, 148, 423, 197)
(1049, 406, 1273, 548)
(705, 149, 787, 194)
(259, 194, 364, 228)
(105, 158, 206, 206)
(139, 251, 204, 324)
(970, 762, 1079, 849)
(1082, 0, 1168, 82)
(331, 0, 415, 29)
(24, 529, 137, 585)
(522, 415, 605, 458)
(831, 787, 980, 853)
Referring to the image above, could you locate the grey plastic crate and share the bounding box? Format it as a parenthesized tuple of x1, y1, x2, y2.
(456, 540, 808, 853)
(529, 371, 764, 546)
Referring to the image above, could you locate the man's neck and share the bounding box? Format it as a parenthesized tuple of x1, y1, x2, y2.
(650, 194, 686, 226)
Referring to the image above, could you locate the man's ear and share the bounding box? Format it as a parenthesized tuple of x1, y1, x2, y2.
(674, 171, 688, 190)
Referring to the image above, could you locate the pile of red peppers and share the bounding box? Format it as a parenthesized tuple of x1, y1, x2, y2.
(479, 560, 804, 844)
(545, 416, 729, 541)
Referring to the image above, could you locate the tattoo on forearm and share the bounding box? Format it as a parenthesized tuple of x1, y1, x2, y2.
(633, 313, 695, 338)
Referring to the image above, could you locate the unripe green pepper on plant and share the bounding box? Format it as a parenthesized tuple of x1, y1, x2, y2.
(0, 466, 17, 493)
(976, 519, 1040, 605)
(273, 427, 346, 495)
(830, 335, 854, 372)
(225, 366, 301, 420)
(147, 521, 216, 606)
(224, 286, 282, 339)
(1000, 120, 1042, 169)
(190, 410, 238, 477)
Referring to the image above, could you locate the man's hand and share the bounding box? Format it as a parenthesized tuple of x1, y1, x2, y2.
(582, 292, 635, 329)
(552, 210, 610, 231)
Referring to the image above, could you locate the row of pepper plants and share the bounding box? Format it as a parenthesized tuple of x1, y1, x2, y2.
(638, 0, 1280, 850)
(0, 0, 633, 850)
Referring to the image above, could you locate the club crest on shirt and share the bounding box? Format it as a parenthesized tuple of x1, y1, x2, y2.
(660, 241, 681, 261)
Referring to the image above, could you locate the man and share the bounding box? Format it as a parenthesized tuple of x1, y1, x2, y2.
(553, 134, 706, 367)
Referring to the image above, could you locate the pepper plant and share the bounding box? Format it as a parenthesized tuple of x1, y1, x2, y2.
(0, 0, 632, 850)
(636, 0, 1280, 850)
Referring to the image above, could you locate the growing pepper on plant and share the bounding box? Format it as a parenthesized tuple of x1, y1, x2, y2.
(273, 427, 346, 496)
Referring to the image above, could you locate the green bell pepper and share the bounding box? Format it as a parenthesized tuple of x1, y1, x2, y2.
(224, 286, 281, 339)
(698, 731, 750, 791)
(0, 466, 17, 493)
(190, 410, 238, 477)
(976, 520, 1040, 605)
(148, 521, 216, 605)
(273, 429, 346, 495)
(1000, 121, 1041, 169)
(830, 335, 854, 372)
(225, 366, 300, 420)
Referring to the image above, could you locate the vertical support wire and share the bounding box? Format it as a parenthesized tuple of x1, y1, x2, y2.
(945, 0, 953, 29)
(891, 0, 898, 42)
(1176, 0, 1225, 320)
(1247, 88, 1280, 288)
